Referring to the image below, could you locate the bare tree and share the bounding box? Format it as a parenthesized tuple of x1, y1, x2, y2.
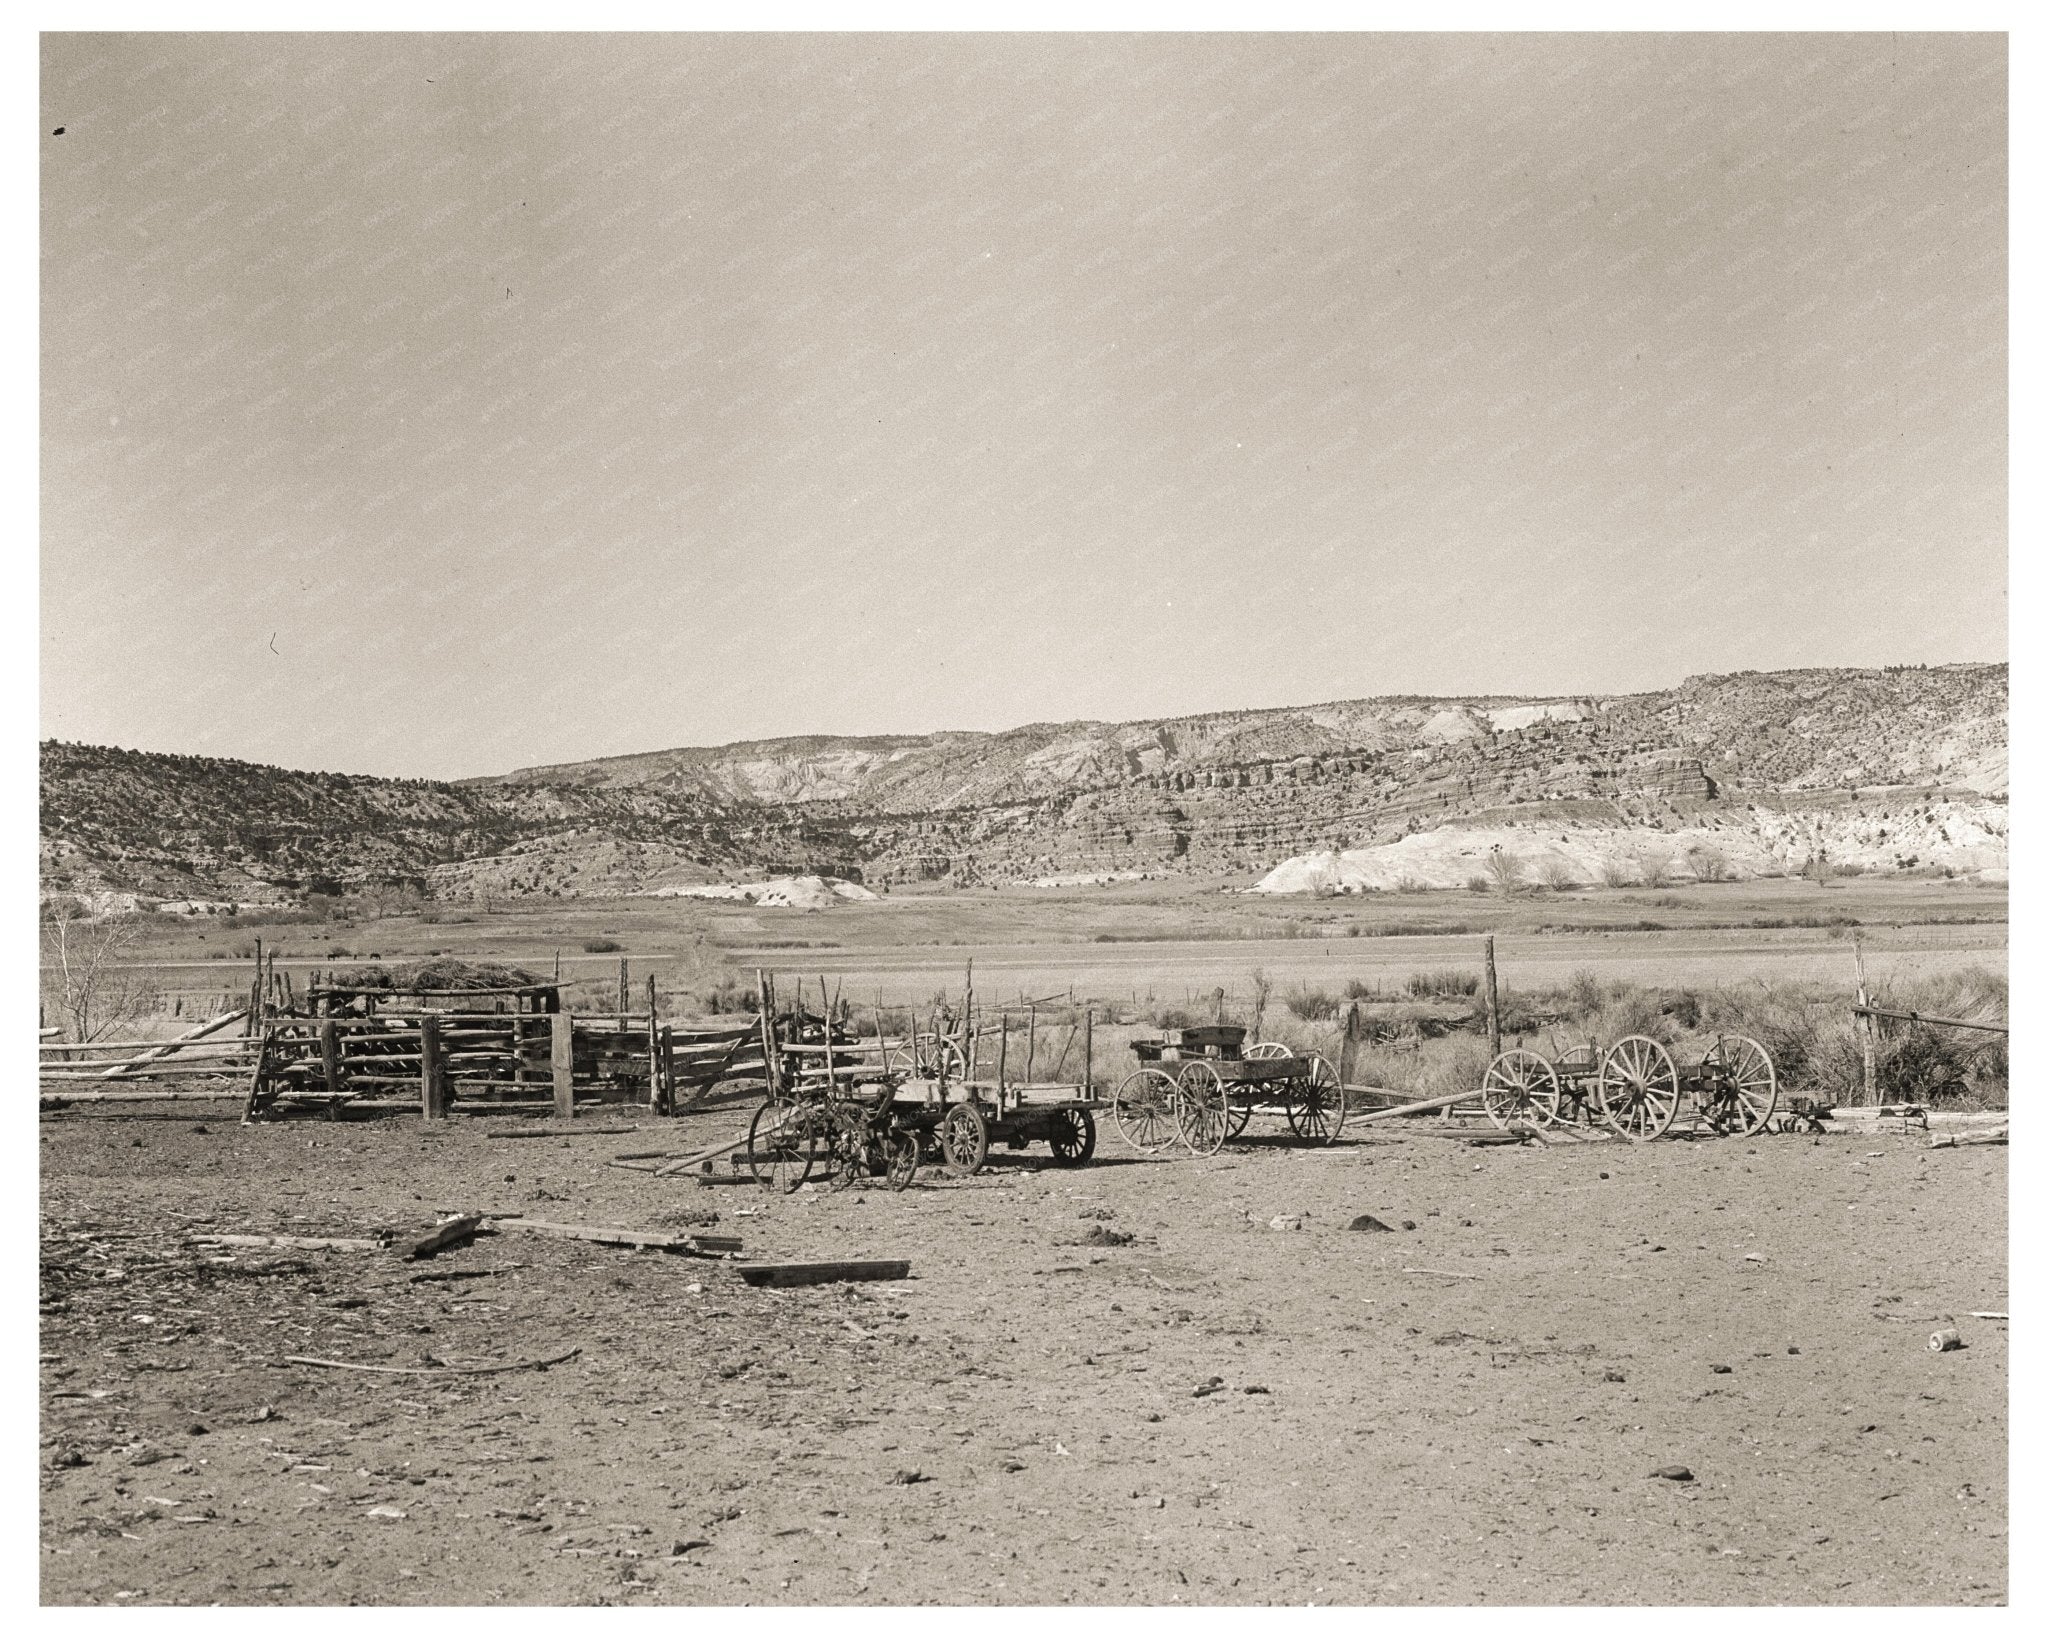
(1687, 843, 1732, 883)
(1634, 846, 1675, 889)
(1482, 850, 1529, 896)
(41, 909, 158, 1042)
(1536, 856, 1578, 891)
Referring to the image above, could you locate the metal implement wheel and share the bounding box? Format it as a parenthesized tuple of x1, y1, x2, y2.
(826, 1109, 866, 1192)
(747, 1097, 816, 1193)
(883, 1128, 920, 1191)
(1046, 1106, 1097, 1166)
(1176, 1061, 1230, 1155)
(1284, 1053, 1345, 1144)
(1598, 1036, 1680, 1142)
(938, 1100, 990, 1174)
(1112, 1068, 1181, 1153)
(1482, 1049, 1563, 1130)
(1698, 1035, 1777, 1135)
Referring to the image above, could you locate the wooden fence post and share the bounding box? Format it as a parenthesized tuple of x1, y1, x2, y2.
(1853, 936, 1878, 1106)
(1083, 1007, 1094, 1096)
(319, 1018, 341, 1097)
(420, 1015, 444, 1121)
(551, 1011, 575, 1120)
(1483, 936, 1502, 1061)
(645, 975, 662, 1114)
(1339, 1000, 1362, 1088)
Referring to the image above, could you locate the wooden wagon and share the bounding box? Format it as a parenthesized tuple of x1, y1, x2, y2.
(1112, 1025, 1343, 1155)
(1480, 1033, 1777, 1142)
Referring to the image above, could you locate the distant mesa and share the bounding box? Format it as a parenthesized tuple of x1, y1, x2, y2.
(37, 662, 2007, 906)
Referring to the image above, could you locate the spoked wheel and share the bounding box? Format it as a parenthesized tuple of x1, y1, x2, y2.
(1698, 1035, 1777, 1135)
(882, 1128, 920, 1191)
(1046, 1106, 1097, 1166)
(1244, 1041, 1291, 1060)
(747, 1097, 816, 1193)
(1176, 1061, 1230, 1155)
(1598, 1036, 1681, 1143)
(1112, 1068, 1181, 1154)
(1284, 1054, 1345, 1145)
(938, 1101, 990, 1175)
(1224, 1093, 1254, 1138)
(1483, 1049, 1563, 1131)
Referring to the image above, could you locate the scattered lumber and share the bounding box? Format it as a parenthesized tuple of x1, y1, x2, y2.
(488, 1217, 741, 1255)
(387, 1214, 483, 1260)
(736, 1259, 910, 1288)
(1347, 1090, 1484, 1125)
(1929, 1127, 2007, 1149)
(484, 1125, 644, 1140)
(656, 1126, 773, 1177)
(283, 1346, 581, 1377)
(193, 1232, 384, 1253)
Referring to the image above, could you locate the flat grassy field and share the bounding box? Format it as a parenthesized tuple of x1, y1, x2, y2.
(103, 876, 2005, 1019)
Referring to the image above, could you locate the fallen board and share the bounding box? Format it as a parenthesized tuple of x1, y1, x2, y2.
(488, 1217, 742, 1254)
(389, 1214, 484, 1260)
(736, 1260, 910, 1288)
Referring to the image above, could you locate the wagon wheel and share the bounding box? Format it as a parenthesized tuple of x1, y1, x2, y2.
(938, 1100, 990, 1175)
(1244, 1041, 1291, 1059)
(1046, 1106, 1097, 1167)
(746, 1097, 815, 1193)
(1176, 1061, 1230, 1155)
(1112, 1067, 1182, 1154)
(1284, 1054, 1345, 1145)
(1482, 1049, 1563, 1131)
(882, 1127, 920, 1191)
(1224, 1090, 1255, 1138)
(1597, 1036, 1680, 1142)
(1699, 1035, 1777, 1136)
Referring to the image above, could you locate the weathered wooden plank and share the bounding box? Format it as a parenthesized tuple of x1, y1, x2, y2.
(489, 1218, 740, 1254)
(736, 1260, 910, 1288)
(388, 1214, 482, 1260)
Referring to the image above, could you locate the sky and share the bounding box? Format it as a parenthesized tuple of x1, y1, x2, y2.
(40, 31, 2007, 780)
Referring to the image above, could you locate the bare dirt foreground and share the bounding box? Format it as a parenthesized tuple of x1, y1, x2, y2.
(40, 1102, 2007, 1606)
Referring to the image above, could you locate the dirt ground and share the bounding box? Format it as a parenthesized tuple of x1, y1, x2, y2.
(40, 1095, 2007, 1606)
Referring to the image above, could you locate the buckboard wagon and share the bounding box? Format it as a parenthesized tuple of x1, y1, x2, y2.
(1113, 1025, 1343, 1155)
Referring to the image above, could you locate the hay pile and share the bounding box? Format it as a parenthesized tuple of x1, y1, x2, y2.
(328, 957, 545, 994)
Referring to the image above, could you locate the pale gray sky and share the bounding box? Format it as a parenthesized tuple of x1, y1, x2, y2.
(41, 32, 2006, 780)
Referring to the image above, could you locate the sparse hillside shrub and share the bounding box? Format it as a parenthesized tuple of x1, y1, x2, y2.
(1284, 986, 1341, 1023)
(1408, 968, 1481, 999)
(583, 938, 623, 953)
(1597, 858, 1637, 888)
(1343, 976, 1388, 1001)
(1635, 846, 1675, 889)
(1465, 874, 1491, 893)
(1536, 857, 1578, 891)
